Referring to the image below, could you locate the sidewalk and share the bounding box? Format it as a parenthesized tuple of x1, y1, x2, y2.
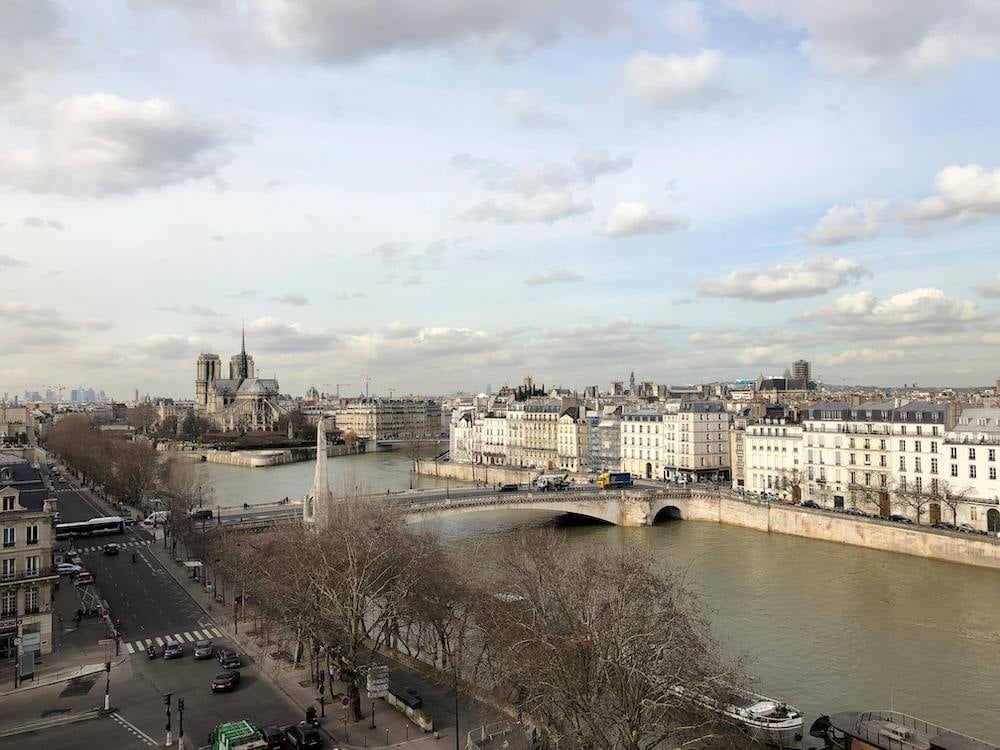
(145, 535, 438, 750)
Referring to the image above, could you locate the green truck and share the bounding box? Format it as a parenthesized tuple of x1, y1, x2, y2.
(209, 720, 269, 750)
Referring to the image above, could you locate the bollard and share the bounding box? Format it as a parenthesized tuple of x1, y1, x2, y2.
(386, 729, 389, 745)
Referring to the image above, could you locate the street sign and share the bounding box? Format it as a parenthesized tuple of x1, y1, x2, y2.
(341, 696, 350, 708)
(12, 638, 20, 646)
(98, 638, 115, 646)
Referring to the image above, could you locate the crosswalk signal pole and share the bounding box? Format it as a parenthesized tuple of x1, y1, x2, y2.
(104, 661, 111, 711)
(178, 697, 185, 747)
(164, 693, 172, 746)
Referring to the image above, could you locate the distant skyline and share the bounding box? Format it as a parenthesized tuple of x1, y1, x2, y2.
(3, 2, 1000, 397)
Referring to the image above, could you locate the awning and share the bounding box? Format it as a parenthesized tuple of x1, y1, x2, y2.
(182, 561, 203, 569)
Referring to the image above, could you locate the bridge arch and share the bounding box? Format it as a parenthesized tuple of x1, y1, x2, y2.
(648, 495, 690, 523)
(405, 496, 631, 527)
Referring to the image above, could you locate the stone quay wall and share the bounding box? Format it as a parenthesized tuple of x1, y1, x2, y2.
(169, 443, 363, 468)
(414, 459, 538, 485)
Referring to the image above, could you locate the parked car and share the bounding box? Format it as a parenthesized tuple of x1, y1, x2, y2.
(888, 514, 913, 525)
(190, 509, 214, 521)
(163, 640, 184, 659)
(57, 562, 82, 576)
(498, 483, 519, 492)
(69, 554, 83, 566)
(193, 640, 214, 659)
(260, 726, 286, 750)
(74, 572, 95, 585)
(123, 515, 138, 526)
(285, 723, 323, 749)
(217, 647, 241, 668)
(801, 500, 820, 509)
(396, 687, 423, 709)
(103, 543, 121, 555)
(931, 522, 956, 530)
(210, 670, 241, 693)
(957, 523, 978, 534)
(845, 508, 866, 516)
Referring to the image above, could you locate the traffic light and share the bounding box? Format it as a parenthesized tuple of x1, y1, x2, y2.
(105, 661, 111, 673)
(178, 698, 184, 712)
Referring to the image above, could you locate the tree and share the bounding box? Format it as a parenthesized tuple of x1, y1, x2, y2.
(180, 411, 212, 441)
(777, 468, 806, 502)
(473, 531, 745, 750)
(896, 483, 935, 525)
(939, 481, 973, 527)
(127, 404, 157, 435)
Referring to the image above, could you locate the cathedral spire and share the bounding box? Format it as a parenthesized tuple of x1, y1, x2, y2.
(238, 321, 249, 381)
(303, 416, 333, 527)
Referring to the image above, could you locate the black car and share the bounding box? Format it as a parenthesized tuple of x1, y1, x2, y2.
(499, 483, 519, 492)
(103, 543, 121, 555)
(801, 500, 820, 509)
(211, 670, 241, 692)
(285, 723, 322, 749)
(217, 647, 241, 668)
(190, 509, 214, 521)
(260, 726, 285, 750)
(931, 522, 956, 530)
(888, 514, 913, 524)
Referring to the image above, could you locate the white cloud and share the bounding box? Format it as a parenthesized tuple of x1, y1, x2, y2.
(972, 275, 1000, 299)
(524, 269, 584, 286)
(249, 317, 337, 353)
(151, 0, 627, 63)
(271, 292, 310, 306)
(904, 164, 1000, 225)
(697, 255, 870, 301)
(229, 289, 257, 299)
(0, 255, 28, 268)
(158, 304, 224, 317)
(799, 288, 983, 328)
(1, 301, 70, 329)
(623, 49, 725, 111)
(135, 333, 207, 360)
(23, 216, 64, 230)
(0, 93, 236, 196)
(807, 200, 888, 245)
(463, 192, 592, 224)
(817, 349, 909, 367)
(730, 1, 1000, 78)
(601, 202, 689, 237)
(663, 1, 706, 41)
(499, 90, 568, 130)
(452, 147, 632, 196)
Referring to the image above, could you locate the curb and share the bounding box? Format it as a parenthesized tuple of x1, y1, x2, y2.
(0, 707, 101, 738)
(0, 656, 127, 699)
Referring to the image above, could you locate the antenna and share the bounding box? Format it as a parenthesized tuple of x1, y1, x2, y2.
(361, 375, 371, 398)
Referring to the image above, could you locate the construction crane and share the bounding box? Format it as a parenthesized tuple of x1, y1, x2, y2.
(334, 383, 351, 399)
(46, 384, 65, 402)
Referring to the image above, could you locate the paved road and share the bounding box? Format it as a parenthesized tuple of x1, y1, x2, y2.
(0, 712, 155, 750)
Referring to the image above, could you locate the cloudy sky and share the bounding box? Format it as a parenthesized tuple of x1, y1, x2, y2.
(3, 1, 1000, 399)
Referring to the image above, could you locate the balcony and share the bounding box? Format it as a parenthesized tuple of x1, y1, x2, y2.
(0, 567, 57, 584)
(23, 606, 40, 615)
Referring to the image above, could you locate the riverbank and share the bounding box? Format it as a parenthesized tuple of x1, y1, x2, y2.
(167, 443, 364, 468)
(415, 459, 541, 485)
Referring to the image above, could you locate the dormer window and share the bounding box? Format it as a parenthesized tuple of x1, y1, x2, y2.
(1, 496, 13, 512)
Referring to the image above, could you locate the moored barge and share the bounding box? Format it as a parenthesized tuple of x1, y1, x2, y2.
(813, 710, 998, 750)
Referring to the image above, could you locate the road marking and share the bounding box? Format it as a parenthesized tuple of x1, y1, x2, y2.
(209, 627, 223, 637)
(154, 637, 164, 646)
(125, 642, 135, 654)
(172, 633, 184, 642)
(182, 632, 195, 642)
(192, 629, 205, 639)
(111, 712, 157, 746)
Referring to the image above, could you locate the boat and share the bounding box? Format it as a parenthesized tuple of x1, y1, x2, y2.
(814, 710, 998, 750)
(670, 684, 804, 747)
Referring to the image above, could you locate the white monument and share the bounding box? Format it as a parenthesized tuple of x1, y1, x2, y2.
(303, 417, 333, 527)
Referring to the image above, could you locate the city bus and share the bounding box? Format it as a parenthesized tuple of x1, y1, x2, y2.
(54, 516, 126, 540)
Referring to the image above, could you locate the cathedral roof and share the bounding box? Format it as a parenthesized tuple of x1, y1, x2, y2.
(237, 378, 278, 396)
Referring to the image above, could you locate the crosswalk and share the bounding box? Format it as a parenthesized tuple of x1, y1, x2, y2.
(70, 539, 151, 554)
(124, 627, 226, 654)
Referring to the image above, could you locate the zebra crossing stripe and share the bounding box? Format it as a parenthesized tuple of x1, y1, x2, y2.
(154, 637, 164, 646)
(182, 632, 195, 642)
(125, 642, 135, 654)
(210, 628, 223, 637)
(172, 634, 184, 643)
(144, 638, 152, 647)
(192, 630, 205, 640)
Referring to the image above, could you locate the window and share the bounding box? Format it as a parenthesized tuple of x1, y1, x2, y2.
(914, 457, 922, 473)
(899, 440, 906, 452)
(880, 474, 887, 488)
(915, 476, 922, 491)
(914, 441, 922, 453)
(991, 467, 997, 481)
(2, 527, 13, 548)
(931, 441, 937, 454)
(900, 425, 907, 435)
(849, 453, 856, 465)
(25, 587, 38, 614)
(931, 478, 939, 493)
(1, 590, 14, 617)
(850, 471, 857, 484)
(950, 447, 958, 459)
(899, 477, 907, 491)
(970, 466, 977, 479)
(899, 457, 906, 471)
(1, 496, 12, 512)
(933, 426, 939, 436)
(864, 439, 870, 449)
(931, 458, 938, 474)
(1, 558, 14, 580)
(951, 464, 959, 477)
(864, 472, 871, 486)
(970, 448, 977, 461)
(990, 449, 996, 462)
(880, 439, 886, 450)
(26, 525, 38, 545)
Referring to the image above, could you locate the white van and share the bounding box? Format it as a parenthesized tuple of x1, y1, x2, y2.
(143, 511, 169, 526)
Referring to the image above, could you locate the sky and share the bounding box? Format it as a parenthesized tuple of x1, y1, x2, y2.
(3, 0, 1000, 399)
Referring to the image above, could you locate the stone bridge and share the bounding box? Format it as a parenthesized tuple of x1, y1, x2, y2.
(400, 488, 707, 527)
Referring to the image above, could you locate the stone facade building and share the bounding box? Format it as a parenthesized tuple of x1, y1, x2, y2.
(0, 456, 56, 660)
(334, 398, 443, 441)
(194, 330, 283, 433)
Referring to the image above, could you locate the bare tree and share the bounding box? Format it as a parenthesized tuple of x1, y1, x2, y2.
(473, 530, 745, 750)
(777, 467, 806, 502)
(895, 483, 935, 525)
(939, 481, 973, 527)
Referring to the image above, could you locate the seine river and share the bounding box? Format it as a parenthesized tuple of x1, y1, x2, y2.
(196, 452, 1000, 743)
